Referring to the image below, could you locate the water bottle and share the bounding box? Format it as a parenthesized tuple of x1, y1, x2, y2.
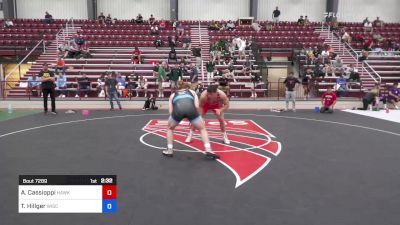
(7, 103, 13, 114)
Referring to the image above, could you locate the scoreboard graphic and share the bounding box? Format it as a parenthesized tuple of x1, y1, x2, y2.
(18, 175, 117, 213)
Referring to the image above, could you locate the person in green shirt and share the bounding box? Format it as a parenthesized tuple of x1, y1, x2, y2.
(169, 64, 183, 92)
(206, 60, 215, 81)
(157, 61, 169, 98)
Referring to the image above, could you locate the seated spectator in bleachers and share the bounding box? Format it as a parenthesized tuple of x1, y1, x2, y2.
(136, 13, 144, 24)
(302, 69, 313, 99)
(363, 38, 373, 51)
(387, 82, 400, 109)
(320, 86, 337, 113)
(26, 74, 41, 97)
(358, 50, 369, 61)
(150, 25, 159, 35)
(56, 72, 67, 98)
(342, 31, 352, 43)
(131, 47, 142, 64)
(335, 75, 348, 97)
(297, 16, 305, 25)
(373, 17, 384, 28)
(76, 74, 91, 98)
(332, 57, 344, 74)
(218, 73, 230, 96)
(168, 36, 176, 48)
(176, 22, 185, 36)
(112, 18, 118, 24)
(55, 56, 66, 74)
(3, 19, 14, 28)
(149, 14, 156, 25)
(372, 33, 384, 44)
(78, 43, 92, 59)
(305, 47, 316, 64)
(159, 20, 166, 30)
(154, 38, 163, 48)
(182, 36, 192, 49)
(75, 34, 85, 48)
(363, 20, 373, 33)
(136, 75, 148, 98)
(98, 12, 106, 24)
(346, 64, 360, 82)
(58, 41, 69, 57)
(209, 21, 222, 30)
(168, 48, 178, 64)
(322, 63, 334, 77)
(303, 16, 310, 26)
(226, 20, 236, 31)
(96, 73, 106, 97)
(314, 64, 325, 78)
(44, 11, 54, 24)
(116, 74, 126, 96)
(105, 14, 112, 25)
(65, 40, 80, 58)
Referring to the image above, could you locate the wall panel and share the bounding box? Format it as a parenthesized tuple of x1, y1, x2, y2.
(16, 0, 88, 19)
(179, 0, 250, 20)
(97, 0, 170, 20)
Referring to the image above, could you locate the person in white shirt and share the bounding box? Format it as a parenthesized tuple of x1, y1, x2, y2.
(364, 21, 373, 33)
(136, 75, 148, 97)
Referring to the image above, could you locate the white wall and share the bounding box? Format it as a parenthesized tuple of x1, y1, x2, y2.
(16, 0, 88, 19)
(338, 0, 400, 23)
(258, 0, 326, 22)
(0, 0, 4, 19)
(179, 0, 250, 20)
(97, 0, 170, 20)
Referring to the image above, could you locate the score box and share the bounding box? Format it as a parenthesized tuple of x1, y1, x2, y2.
(18, 175, 117, 213)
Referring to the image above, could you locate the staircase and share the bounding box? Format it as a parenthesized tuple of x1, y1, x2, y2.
(316, 27, 377, 90)
(189, 24, 211, 82)
(7, 26, 81, 97)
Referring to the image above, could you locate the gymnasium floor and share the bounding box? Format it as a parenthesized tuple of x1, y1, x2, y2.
(0, 109, 399, 225)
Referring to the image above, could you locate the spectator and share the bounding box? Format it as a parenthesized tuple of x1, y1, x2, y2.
(105, 72, 122, 110)
(302, 69, 313, 99)
(157, 61, 169, 98)
(335, 75, 348, 97)
(136, 13, 143, 24)
(150, 25, 159, 35)
(176, 22, 185, 36)
(3, 19, 14, 28)
(387, 82, 400, 109)
(304, 16, 310, 26)
(75, 34, 85, 47)
(373, 17, 383, 28)
(168, 48, 178, 64)
(154, 38, 163, 48)
(332, 57, 344, 74)
(192, 46, 202, 68)
(159, 20, 166, 30)
(342, 31, 352, 43)
(358, 49, 369, 61)
(272, 6, 281, 23)
(170, 64, 183, 92)
(26, 74, 41, 97)
(283, 72, 300, 111)
(96, 73, 106, 97)
(76, 74, 90, 98)
(297, 16, 305, 25)
(149, 14, 156, 25)
(135, 75, 148, 98)
(168, 36, 176, 48)
(112, 18, 118, 24)
(189, 63, 199, 90)
(362, 17, 369, 24)
(58, 41, 69, 57)
(364, 20, 373, 33)
(116, 73, 126, 97)
(153, 61, 160, 79)
(320, 86, 337, 113)
(98, 12, 106, 24)
(143, 94, 157, 110)
(238, 38, 247, 60)
(218, 73, 230, 96)
(105, 14, 112, 25)
(56, 72, 67, 98)
(44, 11, 54, 24)
(78, 43, 92, 59)
(182, 35, 192, 49)
(347, 64, 360, 82)
(65, 40, 80, 58)
(226, 20, 236, 31)
(131, 47, 142, 64)
(55, 56, 66, 74)
(38, 63, 56, 114)
(372, 33, 384, 44)
(206, 60, 215, 81)
(358, 84, 380, 110)
(249, 70, 262, 98)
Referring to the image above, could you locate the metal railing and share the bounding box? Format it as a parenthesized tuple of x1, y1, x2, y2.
(363, 61, 382, 84)
(56, 17, 75, 49)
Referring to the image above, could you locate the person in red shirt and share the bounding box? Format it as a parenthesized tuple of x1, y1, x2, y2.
(131, 47, 142, 64)
(320, 86, 337, 113)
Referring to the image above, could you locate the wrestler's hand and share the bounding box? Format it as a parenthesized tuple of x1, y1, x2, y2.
(214, 109, 221, 116)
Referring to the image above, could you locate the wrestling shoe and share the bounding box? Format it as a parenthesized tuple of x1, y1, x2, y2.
(162, 148, 174, 157)
(205, 151, 220, 160)
(223, 133, 230, 145)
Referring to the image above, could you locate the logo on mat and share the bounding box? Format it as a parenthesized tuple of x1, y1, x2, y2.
(141, 120, 282, 188)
